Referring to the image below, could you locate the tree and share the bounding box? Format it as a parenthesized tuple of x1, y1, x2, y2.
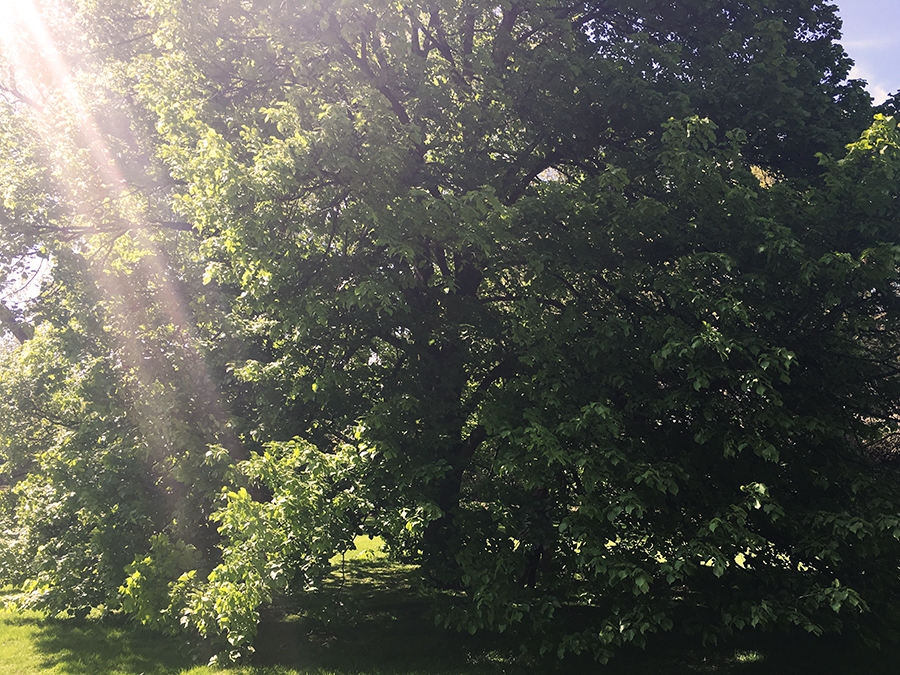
(0, 1, 251, 617)
(0, 234, 242, 617)
(2, 0, 900, 662)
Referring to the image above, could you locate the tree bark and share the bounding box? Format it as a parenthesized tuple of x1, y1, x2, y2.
(0, 301, 33, 344)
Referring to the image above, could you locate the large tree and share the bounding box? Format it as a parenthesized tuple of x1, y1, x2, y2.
(2, 0, 899, 662)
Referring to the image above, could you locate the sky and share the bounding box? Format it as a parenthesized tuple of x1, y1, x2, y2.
(833, 0, 900, 104)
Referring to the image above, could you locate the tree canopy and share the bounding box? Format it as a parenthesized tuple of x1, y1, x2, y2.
(1, 0, 899, 662)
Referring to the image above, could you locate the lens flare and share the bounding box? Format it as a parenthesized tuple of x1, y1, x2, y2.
(0, 0, 239, 517)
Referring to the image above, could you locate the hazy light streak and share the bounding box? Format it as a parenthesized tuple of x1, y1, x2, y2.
(0, 1, 240, 516)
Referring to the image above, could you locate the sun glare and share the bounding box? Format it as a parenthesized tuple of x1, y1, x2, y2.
(0, 0, 229, 502)
(0, 0, 51, 104)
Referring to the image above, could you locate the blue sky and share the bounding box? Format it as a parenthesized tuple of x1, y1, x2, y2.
(833, 0, 900, 103)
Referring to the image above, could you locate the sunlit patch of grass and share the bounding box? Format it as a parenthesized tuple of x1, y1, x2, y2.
(0, 609, 196, 674)
(734, 648, 763, 663)
(328, 535, 386, 565)
(0, 610, 43, 675)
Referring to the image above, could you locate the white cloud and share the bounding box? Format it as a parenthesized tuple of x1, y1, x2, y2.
(849, 64, 891, 105)
(842, 37, 900, 51)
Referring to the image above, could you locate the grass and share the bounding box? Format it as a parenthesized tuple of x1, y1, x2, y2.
(0, 610, 197, 674)
(1, 548, 900, 675)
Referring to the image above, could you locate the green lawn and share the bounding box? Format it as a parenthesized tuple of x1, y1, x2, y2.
(1, 556, 899, 675)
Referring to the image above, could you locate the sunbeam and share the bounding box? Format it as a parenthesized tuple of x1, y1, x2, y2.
(0, 0, 240, 560)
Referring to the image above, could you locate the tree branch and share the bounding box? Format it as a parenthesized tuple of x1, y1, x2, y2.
(0, 300, 33, 344)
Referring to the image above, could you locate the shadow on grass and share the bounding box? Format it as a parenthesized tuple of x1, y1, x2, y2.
(10, 560, 900, 675)
(249, 560, 900, 675)
(25, 614, 198, 675)
(252, 561, 530, 675)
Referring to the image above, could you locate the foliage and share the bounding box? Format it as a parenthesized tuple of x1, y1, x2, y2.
(0, 321, 158, 616)
(0, 234, 237, 616)
(181, 439, 372, 656)
(120, 533, 201, 633)
(1, 0, 900, 664)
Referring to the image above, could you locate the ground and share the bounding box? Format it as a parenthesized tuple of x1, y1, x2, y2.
(1, 553, 899, 674)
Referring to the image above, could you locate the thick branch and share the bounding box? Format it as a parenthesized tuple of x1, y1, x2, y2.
(0, 301, 33, 343)
(328, 14, 411, 125)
